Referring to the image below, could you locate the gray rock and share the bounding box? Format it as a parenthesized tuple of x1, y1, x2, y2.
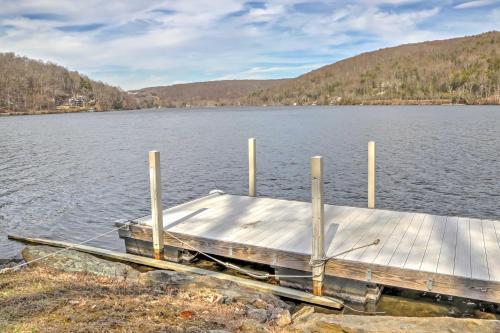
(291, 313, 500, 333)
(21, 245, 141, 281)
(246, 307, 269, 323)
(144, 269, 194, 286)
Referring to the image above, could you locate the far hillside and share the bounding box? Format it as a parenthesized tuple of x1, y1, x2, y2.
(132, 79, 290, 108)
(247, 32, 500, 106)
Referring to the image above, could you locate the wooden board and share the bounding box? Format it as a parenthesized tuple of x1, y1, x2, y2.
(7, 235, 343, 309)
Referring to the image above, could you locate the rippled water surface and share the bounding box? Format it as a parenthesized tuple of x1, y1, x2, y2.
(1, 106, 500, 258)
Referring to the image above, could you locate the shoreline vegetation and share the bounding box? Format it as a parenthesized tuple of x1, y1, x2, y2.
(0, 99, 494, 117)
(1, 31, 499, 117)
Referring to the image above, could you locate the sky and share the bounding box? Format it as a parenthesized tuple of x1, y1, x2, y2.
(0, 0, 499, 90)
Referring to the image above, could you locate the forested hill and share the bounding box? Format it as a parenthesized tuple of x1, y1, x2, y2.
(246, 31, 500, 106)
(0, 53, 143, 115)
(132, 79, 289, 108)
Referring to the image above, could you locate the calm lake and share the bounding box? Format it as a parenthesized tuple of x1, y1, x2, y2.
(1, 105, 500, 258)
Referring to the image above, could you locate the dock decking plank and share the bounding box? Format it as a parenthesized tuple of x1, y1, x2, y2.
(358, 211, 404, 264)
(454, 217, 471, 278)
(469, 218, 489, 281)
(483, 220, 500, 281)
(328, 208, 378, 256)
(342, 209, 393, 261)
(372, 212, 416, 266)
(404, 214, 435, 271)
(437, 216, 459, 276)
(419, 215, 447, 273)
(388, 213, 426, 268)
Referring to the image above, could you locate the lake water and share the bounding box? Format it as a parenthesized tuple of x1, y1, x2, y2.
(1, 105, 500, 258)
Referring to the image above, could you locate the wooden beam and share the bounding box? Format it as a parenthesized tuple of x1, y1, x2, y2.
(248, 138, 256, 197)
(115, 224, 500, 304)
(149, 151, 164, 260)
(368, 141, 375, 209)
(7, 234, 343, 309)
(311, 156, 325, 296)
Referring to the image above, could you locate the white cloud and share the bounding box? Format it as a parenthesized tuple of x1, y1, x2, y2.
(454, 0, 495, 9)
(0, 0, 496, 89)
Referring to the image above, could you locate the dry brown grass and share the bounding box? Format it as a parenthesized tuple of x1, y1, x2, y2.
(0, 266, 290, 332)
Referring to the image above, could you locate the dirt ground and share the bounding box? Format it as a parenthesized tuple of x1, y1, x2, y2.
(0, 266, 289, 332)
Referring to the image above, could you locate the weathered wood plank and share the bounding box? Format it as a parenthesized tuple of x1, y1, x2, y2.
(328, 208, 377, 255)
(470, 218, 489, 281)
(388, 213, 426, 268)
(8, 234, 343, 309)
(484, 220, 500, 281)
(357, 211, 404, 264)
(372, 212, 415, 266)
(437, 216, 458, 276)
(419, 215, 447, 273)
(454, 217, 471, 278)
(342, 210, 392, 261)
(404, 214, 435, 271)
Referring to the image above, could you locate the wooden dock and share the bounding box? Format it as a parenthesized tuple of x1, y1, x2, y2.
(118, 192, 500, 304)
(116, 140, 500, 304)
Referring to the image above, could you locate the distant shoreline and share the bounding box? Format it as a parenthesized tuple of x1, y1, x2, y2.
(1, 101, 499, 117)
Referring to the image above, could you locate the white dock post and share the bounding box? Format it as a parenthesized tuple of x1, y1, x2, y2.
(149, 150, 164, 260)
(248, 138, 256, 197)
(368, 141, 376, 209)
(311, 156, 325, 296)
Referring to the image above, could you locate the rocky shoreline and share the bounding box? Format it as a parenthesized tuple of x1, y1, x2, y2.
(1, 245, 500, 332)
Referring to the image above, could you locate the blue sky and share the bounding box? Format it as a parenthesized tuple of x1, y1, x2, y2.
(0, 0, 498, 90)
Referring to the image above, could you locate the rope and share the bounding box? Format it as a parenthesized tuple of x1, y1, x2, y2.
(0, 222, 132, 274)
(163, 228, 380, 280)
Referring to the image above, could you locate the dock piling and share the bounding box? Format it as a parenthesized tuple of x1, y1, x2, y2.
(149, 150, 164, 260)
(248, 138, 256, 197)
(368, 141, 376, 209)
(311, 156, 325, 296)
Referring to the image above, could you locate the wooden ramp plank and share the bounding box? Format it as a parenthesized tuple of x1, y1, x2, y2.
(404, 214, 435, 271)
(7, 235, 343, 309)
(389, 213, 426, 268)
(420, 215, 447, 273)
(437, 216, 459, 276)
(454, 217, 471, 278)
(470, 218, 489, 281)
(372, 212, 415, 266)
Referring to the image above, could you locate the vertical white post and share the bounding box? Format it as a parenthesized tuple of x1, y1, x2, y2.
(311, 156, 325, 296)
(368, 141, 376, 209)
(248, 138, 256, 197)
(149, 151, 164, 260)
